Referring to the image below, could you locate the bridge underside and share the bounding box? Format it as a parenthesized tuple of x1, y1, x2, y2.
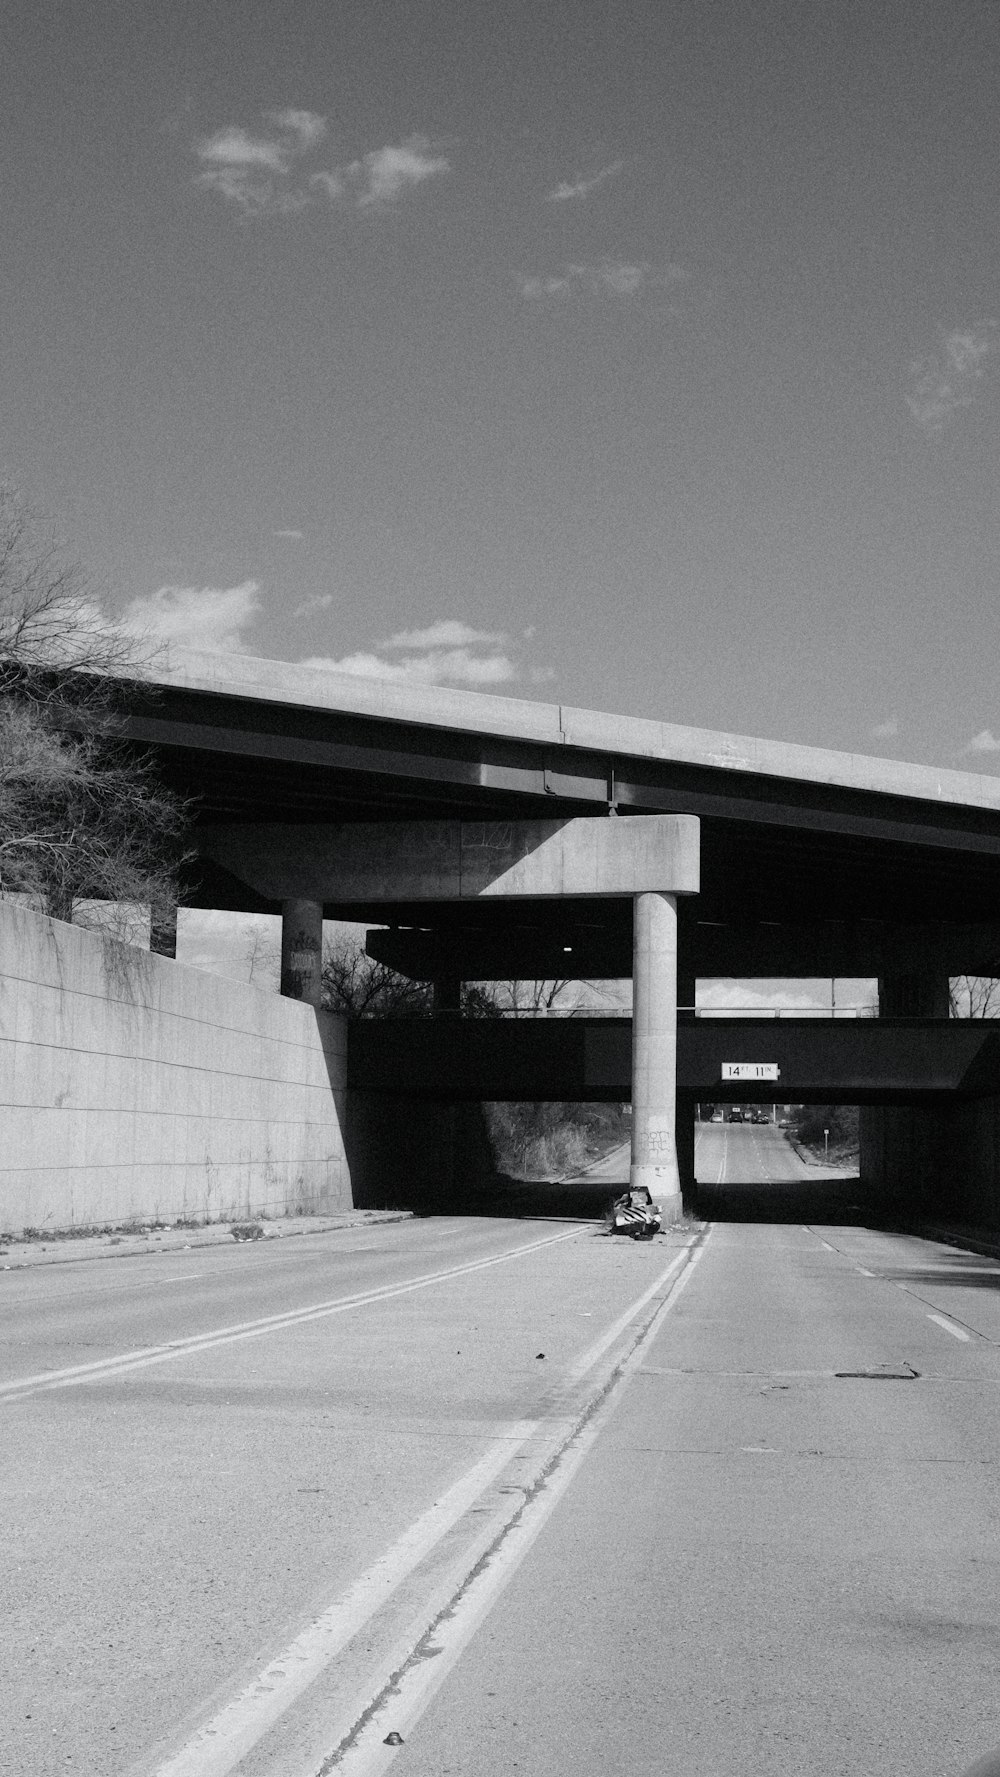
(121, 661, 1000, 1232)
(130, 676, 1000, 948)
(347, 1016, 1000, 1106)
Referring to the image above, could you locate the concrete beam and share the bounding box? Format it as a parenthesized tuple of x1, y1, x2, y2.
(347, 1016, 1000, 1104)
(200, 815, 700, 907)
(148, 645, 1000, 821)
(367, 918, 1000, 984)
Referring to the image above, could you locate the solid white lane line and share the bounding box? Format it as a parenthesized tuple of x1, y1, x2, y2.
(145, 1424, 542, 1777)
(324, 1236, 711, 1777)
(0, 1229, 584, 1403)
(927, 1312, 972, 1342)
(567, 1245, 691, 1382)
(142, 1235, 704, 1777)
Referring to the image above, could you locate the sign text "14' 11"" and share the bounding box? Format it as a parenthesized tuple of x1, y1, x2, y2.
(721, 1062, 780, 1082)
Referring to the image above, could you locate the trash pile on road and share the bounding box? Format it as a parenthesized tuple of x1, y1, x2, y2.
(606, 1187, 662, 1240)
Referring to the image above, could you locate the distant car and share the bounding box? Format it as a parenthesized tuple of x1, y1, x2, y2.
(609, 1186, 662, 1240)
(752, 1110, 769, 1125)
(728, 1108, 744, 1123)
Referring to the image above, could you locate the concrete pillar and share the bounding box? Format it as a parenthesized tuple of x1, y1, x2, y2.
(675, 1094, 697, 1203)
(280, 898, 324, 1006)
(675, 953, 697, 1202)
(150, 904, 178, 959)
(432, 973, 462, 1015)
(877, 971, 950, 1019)
(677, 956, 697, 1020)
(630, 891, 682, 1219)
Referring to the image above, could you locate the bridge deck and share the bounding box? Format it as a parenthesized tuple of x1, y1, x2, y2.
(346, 1016, 1000, 1105)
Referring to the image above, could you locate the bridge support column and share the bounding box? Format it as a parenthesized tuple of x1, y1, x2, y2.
(878, 970, 950, 1018)
(432, 973, 462, 1015)
(675, 1096, 696, 1206)
(675, 955, 697, 1205)
(630, 891, 682, 1220)
(280, 898, 324, 1006)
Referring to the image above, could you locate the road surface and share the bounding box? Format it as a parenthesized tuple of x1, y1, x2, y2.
(696, 1117, 864, 1221)
(4, 1208, 1000, 1777)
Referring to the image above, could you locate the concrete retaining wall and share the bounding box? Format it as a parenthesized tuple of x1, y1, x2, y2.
(0, 901, 351, 1233)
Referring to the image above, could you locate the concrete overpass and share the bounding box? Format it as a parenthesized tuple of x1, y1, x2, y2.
(347, 1015, 1000, 1105)
(121, 647, 1000, 1222)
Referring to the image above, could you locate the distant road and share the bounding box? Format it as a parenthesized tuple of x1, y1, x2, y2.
(695, 1118, 856, 1186)
(695, 1118, 863, 1222)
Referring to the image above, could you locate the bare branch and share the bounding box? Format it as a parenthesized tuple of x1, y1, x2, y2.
(0, 486, 190, 932)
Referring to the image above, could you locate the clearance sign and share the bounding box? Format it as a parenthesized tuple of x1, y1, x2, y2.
(721, 1062, 780, 1082)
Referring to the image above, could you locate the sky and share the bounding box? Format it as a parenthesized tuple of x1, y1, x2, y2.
(5, 0, 1000, 770)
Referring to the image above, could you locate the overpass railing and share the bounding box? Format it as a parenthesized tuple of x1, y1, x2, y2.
(420, 1004, 881, 1019)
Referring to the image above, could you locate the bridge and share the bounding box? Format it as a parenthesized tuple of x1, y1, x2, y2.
(121, 646, 1000, 1227)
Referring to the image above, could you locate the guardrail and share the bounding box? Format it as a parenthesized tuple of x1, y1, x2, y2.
(370, 1005, 981, 1025)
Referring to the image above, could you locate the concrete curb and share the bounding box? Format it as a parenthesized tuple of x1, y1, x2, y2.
(0, 1210, 414, 1272)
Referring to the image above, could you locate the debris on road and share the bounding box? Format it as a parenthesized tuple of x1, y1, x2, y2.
(607, 1187, 662, 1240)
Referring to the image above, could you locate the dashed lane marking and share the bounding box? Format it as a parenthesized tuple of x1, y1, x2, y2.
(928, 1312, 972, 1342)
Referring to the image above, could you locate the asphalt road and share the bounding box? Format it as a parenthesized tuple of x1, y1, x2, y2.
(6, 1203, 1000, 1777)
(1, 1210, 691, 1777)
(695, 1117, 855, 1185)
(695, 1118, 865, 1223)
(365, 1221, 1000, 1777)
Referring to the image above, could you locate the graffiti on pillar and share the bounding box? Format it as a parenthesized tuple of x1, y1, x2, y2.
(634, 1126, 674, 1163)
(282, 927, 320, 999)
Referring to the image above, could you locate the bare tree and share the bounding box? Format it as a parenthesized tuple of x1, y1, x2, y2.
(476, 978, 573, 1015)
(0, 486, 190, 935)
(949, 975, 1000, 1018)
(322, 935, 432, 1018)
(244, 921, 281, 989)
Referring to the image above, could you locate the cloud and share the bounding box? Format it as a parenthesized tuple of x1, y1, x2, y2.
(196, 116, 449, 217)
(872, 715, 899, 739)
(309, 169, 346, 202)
(961, 728, 1000, 755)
(194, 112, 327, 218)
(383, 619, 504, 650)
(197, 125, 293, 174)
(121, 581, 262, 653)
(517, 260, 684, 300)
(517, 273, 576, 299)
(318, 135, 451, 208)
(267, 109, 327, 153)
(907, 321, 998, 431)
(292, 591, 335, 617)
(297, 616, 550, 688)
(193, 166, 310, 218)
(545, 161, 624, 203)
(697, 979, 877, 1016)
(350, 136, 450, 205)
(300, 647, 517, 686)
